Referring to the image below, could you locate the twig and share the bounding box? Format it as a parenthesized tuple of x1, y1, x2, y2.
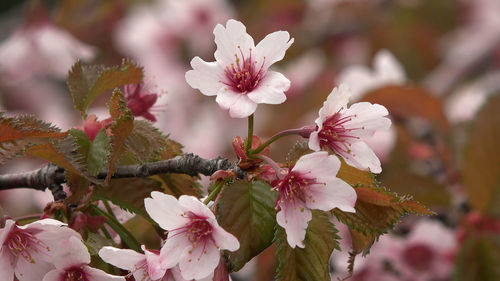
(0, 153, 243, 191)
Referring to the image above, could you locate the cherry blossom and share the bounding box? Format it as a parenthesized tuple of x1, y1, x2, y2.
(124, 82, 164, 122)
(99, 245, 188, 281)
(42, 236, 124, 281)
(337, 49, 406, 101)
(185, 19, 294, 118)
(144, 192, 239, 280)
(272, 151, 356, 248)
(308, 84, 391, 173)
(0, 219, 81, 281)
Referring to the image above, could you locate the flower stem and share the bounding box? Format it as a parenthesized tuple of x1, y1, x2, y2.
(246, 114, 254, 153)
(257, 154, 284, 180)
(251, 125, 315, 155)
(204, 182, 224, 204)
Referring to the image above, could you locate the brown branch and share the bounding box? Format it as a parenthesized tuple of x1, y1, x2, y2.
(0, 153, 243, 191)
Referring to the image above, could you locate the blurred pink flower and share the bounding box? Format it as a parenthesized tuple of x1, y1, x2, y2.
(42, 236, 124, 281)
(124, 82, 164, 122)
(144, 193, 239, 280)
(0, 219, 81, 281)
(308, 85, 391, 173)
(185, 19, 293, 118)
(337, 49, 406, 101)
(0, 23, 95, 82)
(272, 151, 356, 248)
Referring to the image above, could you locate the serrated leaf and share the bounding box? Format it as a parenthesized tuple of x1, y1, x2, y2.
(463, 94, 500, 216)
(92, 177, 162, 218)
(124, 120, 167, 163)
(65, 171, 91, 205)
(26, 135, 87, 176)
(68, 59, 143, 116)
(0, 114, 67, 164)
(216, 180, 277, 272)
(87, 129, 111, 176)
(154, 174, 202, 198)
(454, 234, 500, 281)
(68, 128, 91, 157)
(105, 89, 134, 182)
(275, 210, 339, 281)
(159, 138, 183, 160)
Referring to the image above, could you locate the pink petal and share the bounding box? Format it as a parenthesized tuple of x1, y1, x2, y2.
(308, 131, 321, 151)
(213, 19, 255, 66)
(160, 233, 191, 269)
(305, 179, 356, 213)
(255, 30, 294, 69)
(145, 192, 188, 230)
(317, 84, 351, 124)
(144, 248, 167, 280)
(374, 50, 406, 84)
(208, 218, 240, 252)
(178, 195, 215, 220)
(83, 265, 126, 280)
(343, 141, 382, 174)
(246, 71, 289, 104)
(41, 269, 65, 281)
(276, 200, 312, 248)
(178, 240, 220, 280)
(215, 90, 257, 118)
(98, 247, 145, 271)
(0, 219, 16, 246)
(0, 248, 14, 281)
(52, 236, 90, 269)
(185, 57, 224, 96)
(342, 102, 391, 138)
(292, 152, 341, 183)
(15, 256, 54, 281)
(337, 66, 375, 101)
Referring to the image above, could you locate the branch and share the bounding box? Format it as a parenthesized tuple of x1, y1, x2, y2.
(0, 153, 243, 191)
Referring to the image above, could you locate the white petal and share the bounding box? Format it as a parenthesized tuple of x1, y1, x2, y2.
(98, 247, 145, 271)
(160, 234, 191, 269)
(209, 218, 240, 252)
(83, 265, 126, 280)
(304, 179, 356, 213)
(185, 57, 224, 96)
(41, 269, 65, 281)
(374, 49, 406, 84)
(216, 90, 257, 118)
(343, 102, 391, 138)
(292, 152, 340, 183)
(317, 84, 351, 123)
(52, 236, 90, 269)
(145, 192, 188, 231)
(213, 19, 255, 66)
(276, 200, 311, 248)
(178, 195, 215, 219)
(343, 141, 382, 174)
(247, 71, 289, 104)
(15, 256, 54, 281)
(0, 248, 14, 281)
(178, 240, 220, 280)
(255, 31, 294, 69)
(144, 249, 166, 280)
(308, 131, 321, 151)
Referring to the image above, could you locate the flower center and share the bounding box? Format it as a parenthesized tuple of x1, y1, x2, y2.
(318, 111, 361, 155)
(274, 171, 318, 210)
(65, 266, 88, 281)
(223, 46, 265, 94)
(6, 228, 46, 264)
(402, 244, 434, 271)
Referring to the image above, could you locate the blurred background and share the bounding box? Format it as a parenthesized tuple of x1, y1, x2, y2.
(0, 0, 499, 280)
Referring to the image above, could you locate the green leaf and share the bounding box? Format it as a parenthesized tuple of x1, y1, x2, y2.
(124, 120, 167, 163)
(0, 113, 67, 164)
(275, 210, 339, 281)
(67, 59, 143, 116)
(85, 232, 115, 256)
(463, 94, 500, 216)
(92, 177, 162, 218)
(87, 129, 111, 176)
(216, 180, 277, 272)
(65, 171, 91, 205)
(454, 234, 500, 281)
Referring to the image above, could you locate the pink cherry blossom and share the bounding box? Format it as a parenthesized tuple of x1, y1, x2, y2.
(0, 219, 81, 281)
(42, 236, 124, 281)
(99, 245, 189, 281)
(144, 193, 239, 280)
(124, 82, 164, 122)
(308, 84, 391, 174)
(185, 19, 293, 118)
(272, 151, 356, 248)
